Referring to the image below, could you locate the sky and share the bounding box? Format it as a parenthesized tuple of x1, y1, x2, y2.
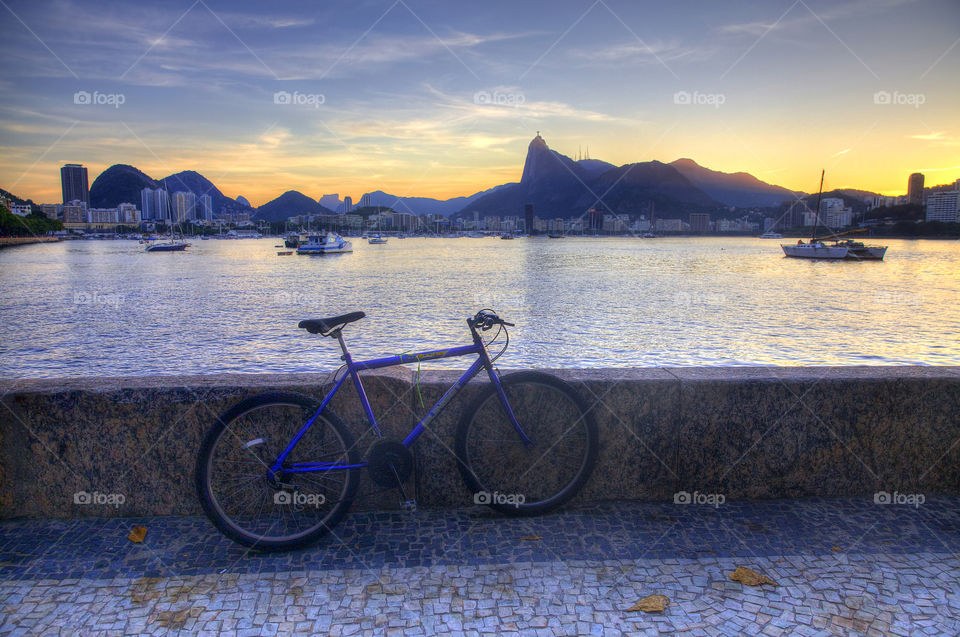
(0, 0, 958, 207)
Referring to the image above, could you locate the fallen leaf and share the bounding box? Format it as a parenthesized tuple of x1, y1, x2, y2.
(519, 535, 542, 541)
(729, 566, 776, 587)
(128, 526, 147, 543)
(627, 594, 670, 613)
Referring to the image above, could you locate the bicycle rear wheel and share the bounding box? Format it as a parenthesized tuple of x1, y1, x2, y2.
(195, 392, 361, 551)
(455, 371, 598, 515)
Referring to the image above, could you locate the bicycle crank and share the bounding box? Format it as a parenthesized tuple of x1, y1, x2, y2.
(366, 439, 414, 488)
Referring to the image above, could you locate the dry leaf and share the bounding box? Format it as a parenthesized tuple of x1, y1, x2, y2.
(729, 566, 776, 587)
(627, 594, 670, 613)
(128, 526, 147, 543)
(520, 535, 542, 541)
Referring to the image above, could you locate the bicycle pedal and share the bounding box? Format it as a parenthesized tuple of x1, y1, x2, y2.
(400, 499, 417, 513)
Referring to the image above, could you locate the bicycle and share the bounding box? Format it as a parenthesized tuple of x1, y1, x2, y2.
(195, 309, 599, 551)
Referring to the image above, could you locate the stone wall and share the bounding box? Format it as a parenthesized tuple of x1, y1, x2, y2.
(1, 367, 958, 519)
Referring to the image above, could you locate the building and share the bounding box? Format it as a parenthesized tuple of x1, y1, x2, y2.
(360, 194, 371, 208)
(9, 203, 32, 216)
(925, 190, 959, 223)
(172, 191, 196, 222)
(199, 194, 213, 221)
(40, 204, 60, 219)
(60, 164, 89, 207)
(587, 208, 603, 233)
(689, 213, 711, 233)
(908, 173, 924, 206)
(88, 208, 119, 223)
(141, 188, 171, 221)
(62, 200, 87, 223)
(870, 196, 898, 209)
(118, 203, 140, 225)
(343, 196, 352, 213)
(524, 204, 534, 234)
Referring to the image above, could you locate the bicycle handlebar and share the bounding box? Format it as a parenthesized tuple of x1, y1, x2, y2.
(469, 309, 514, 331)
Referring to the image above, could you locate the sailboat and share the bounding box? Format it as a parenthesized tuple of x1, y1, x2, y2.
(781, 170, 887, 260)
(368, 212, 388, 244)
(144, 194, 188, 252)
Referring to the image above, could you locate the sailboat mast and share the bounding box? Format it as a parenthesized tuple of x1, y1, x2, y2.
(812, 169, 824, 242)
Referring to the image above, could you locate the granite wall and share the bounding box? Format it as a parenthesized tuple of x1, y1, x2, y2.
(1, 367, 958, 519)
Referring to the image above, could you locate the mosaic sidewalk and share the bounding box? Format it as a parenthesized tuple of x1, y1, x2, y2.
(2, 497, 959, 635)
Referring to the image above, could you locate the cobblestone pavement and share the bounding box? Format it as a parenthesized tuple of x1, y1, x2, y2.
(2, 497, 959, 635)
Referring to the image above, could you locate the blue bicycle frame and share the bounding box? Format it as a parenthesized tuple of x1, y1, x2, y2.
(270, 322, 531, 475)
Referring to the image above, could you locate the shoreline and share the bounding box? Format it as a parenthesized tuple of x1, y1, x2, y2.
(0, 236, 59, 248)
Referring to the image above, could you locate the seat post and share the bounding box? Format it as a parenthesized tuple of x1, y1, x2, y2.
(333, 329, 351, 360)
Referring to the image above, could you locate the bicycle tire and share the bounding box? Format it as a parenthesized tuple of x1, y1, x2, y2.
(455, 371, 598, 516)
(196, 391, 361, 551)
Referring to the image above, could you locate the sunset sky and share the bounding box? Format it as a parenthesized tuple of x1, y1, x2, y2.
(1, 0, 958, 207)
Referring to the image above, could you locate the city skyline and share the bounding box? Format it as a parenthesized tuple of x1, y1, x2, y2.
(1, 0, 959, 206)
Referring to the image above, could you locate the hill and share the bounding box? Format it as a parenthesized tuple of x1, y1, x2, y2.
(254, 191, 336, 222)
(669, 158, 801, 207)
(89, 164, 158, 208)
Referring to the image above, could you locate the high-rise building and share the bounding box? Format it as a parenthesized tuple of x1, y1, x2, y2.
(689, 213, 711, 233)
(141, 188, 155, 219)
(343, 196, 352, 213)
(199, 194, 213, 221)
(172, 191, 196, 222)
(908, 173, 925, 205)
(925, 190, 959, 223)
(524, 204, 534, 234)
(60, 164, 89, 206)
(141, 187, 172, 220)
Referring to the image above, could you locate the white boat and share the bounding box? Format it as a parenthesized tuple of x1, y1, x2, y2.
(368, 235, 388, 245)
(759, 232, 783, 239)
(780, 170, 887, 261)
(297, 232, 353, 255)
(781, 241, 849, 259)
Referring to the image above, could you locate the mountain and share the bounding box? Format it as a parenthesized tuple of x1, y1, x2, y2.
(577, 159, 616, 177)
(160, 170, 252, 215)
(89, 164, 158, 208)
(236, 195, 251, 207)
(254, 191, 335, 222)
(356, 187, 507, 217)
(88, 165, 252, 214)
(669, 158, 801, 208)
(455, 134, 721, 220)
(317, 194, 342, 211)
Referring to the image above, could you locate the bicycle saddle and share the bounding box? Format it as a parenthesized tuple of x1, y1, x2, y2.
(298, 311, 366, 335)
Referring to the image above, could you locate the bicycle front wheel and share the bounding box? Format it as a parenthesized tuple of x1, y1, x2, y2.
(455, 371, 598, 516)
(195, 392, 361, 551)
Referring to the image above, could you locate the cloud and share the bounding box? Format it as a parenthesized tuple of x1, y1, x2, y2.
(910, 131, 959, 145)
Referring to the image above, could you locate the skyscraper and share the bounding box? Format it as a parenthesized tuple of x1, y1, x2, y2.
(908, 173, 924, 205)
(343, 196, 352, 213)
(172, 191, 196, 222)
(60, 164, 89, 206)
(199, 194, 213, 221)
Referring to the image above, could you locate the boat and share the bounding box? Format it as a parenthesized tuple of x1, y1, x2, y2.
(641, 232, 657, 238)
(368, 236, 388, 244)
(759, 231, 783, 239)
(144, 238, 187, 252)
(781, 170, 887, 261)
(500, 233, 515, 240)
(547, 234, 565, 238)
(297, 232, 353, 255)
(277, 250, 293, 256)
(284, 231, 302, 248)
